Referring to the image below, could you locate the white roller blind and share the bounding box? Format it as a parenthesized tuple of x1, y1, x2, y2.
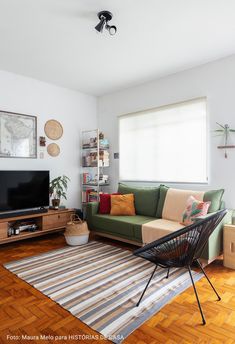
(119, 98, 207, 183)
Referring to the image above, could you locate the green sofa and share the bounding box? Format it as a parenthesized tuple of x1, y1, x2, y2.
(86, 184, 231, 264)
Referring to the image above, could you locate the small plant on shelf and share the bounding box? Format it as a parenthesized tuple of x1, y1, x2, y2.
(49, 175, 70, 208)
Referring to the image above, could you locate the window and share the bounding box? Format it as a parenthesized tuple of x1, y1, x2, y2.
(119, 98, 207, 183)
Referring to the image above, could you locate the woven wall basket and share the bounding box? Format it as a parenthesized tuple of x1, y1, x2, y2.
(44, 119, 63, 140)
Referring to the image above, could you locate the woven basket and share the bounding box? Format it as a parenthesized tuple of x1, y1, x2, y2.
(65, 215, 89, 237)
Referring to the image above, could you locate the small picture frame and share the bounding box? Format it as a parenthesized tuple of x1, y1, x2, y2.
(39, 136, 46, 147)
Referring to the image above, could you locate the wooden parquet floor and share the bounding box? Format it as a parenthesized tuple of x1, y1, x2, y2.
(0, 233, 235, 344)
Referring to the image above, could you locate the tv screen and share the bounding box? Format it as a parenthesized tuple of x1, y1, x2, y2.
(0, 171, 49, 213)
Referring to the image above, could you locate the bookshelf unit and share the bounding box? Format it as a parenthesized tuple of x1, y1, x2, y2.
(81, 129, 110, 215)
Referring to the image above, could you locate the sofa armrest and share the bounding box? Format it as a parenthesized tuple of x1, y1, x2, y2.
(86, 202, 99, 229)
(192, 209, 232, 262)
(220, 200, 226, 210)
(192, 209, 232, 224)
(192, 211, 218, 222)
(86, 202, 99, 217)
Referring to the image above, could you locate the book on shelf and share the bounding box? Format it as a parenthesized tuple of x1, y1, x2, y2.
(82, 152, 98, 167)
(82, 188, 93, 203)
(88, 191, 98, 202)
(83, 172, 92, 184)
(82, 189, 104, 203)
(82, 136, 98, 149)
(82, 143, 91, 149)
(82, 172, 109, 186)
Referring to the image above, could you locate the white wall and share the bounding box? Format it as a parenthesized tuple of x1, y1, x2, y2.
(0, 70, 97, 208)
(98, 55, 235, 208)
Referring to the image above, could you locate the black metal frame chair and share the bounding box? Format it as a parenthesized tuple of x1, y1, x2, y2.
(134, 209, 227, 325)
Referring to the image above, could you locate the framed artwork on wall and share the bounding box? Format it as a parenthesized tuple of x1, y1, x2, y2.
(0, 110, 37, 158)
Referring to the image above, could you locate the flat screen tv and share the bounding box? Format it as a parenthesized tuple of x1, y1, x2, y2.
(0, 171, 49, 216)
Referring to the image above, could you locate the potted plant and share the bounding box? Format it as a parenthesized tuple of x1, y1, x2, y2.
(49, 175, 70, 209)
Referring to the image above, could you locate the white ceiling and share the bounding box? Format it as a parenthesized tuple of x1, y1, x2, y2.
(0, 0, 235, 96)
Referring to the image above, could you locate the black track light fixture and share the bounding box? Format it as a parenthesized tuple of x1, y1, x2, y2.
(95, 11, 117, 36)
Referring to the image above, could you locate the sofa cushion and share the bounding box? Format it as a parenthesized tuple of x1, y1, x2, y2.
(181, 196, 211, 225)
(156, 184, 169, 218)
(156, 186, 225, 219)
(110, 194, 135, 216)
(91, 214, 155, 241)
(99, 194, 111, 214)
(142, 219, 185, 244)
(99, 193, 120, 214)
(118, 183, 159, 217)
(162, 188, 205, 222)
(203, 189, 224, 213)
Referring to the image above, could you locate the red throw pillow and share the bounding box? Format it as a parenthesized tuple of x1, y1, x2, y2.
(99, 193, 120, 214)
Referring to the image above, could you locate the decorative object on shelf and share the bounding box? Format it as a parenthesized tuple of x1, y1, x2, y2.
(47, 143, 60, 157)
(82, 150, 109, 167)
(64, 214, 89, 246)
(49, 175, 70, 209)
(44, 119, 63, 140)
(9, 220, 38, 237)
(39, 136, 46, 146)
(0, 110, 37, 158)
(82, 172, 109, 186)
(95, 10, 117, 36)
(214, 122, 235, 158)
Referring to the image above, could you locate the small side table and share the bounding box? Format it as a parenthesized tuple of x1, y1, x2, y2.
(223, 224, 235, 269)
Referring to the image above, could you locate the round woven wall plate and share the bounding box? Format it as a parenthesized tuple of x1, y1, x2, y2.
(47, 143, 60, 157)
(44, 119, 63, 140)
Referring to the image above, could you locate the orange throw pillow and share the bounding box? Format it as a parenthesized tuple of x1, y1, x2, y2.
(110, 194, 136, 216)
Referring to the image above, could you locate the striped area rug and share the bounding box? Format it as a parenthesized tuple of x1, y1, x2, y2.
(4, 241, 202, 343)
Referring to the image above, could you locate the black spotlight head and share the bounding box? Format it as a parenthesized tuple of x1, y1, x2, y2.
(95, 16, 106, 33)
(95, 11, 117, 35)
(106, 24, 117, 36)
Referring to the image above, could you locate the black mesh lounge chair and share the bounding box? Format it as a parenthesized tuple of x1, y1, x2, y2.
(134, 209, 227, 325)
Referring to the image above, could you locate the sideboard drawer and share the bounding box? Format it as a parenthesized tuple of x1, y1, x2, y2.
(43, 212, 72, 230)
(0, 223, 8, 239)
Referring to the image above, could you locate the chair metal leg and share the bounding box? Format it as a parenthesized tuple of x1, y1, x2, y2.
(136, 265, 157, 307)
(197, 259, 221, 301)
(188, 265, 206, 325)
(166, 268, 170, 279)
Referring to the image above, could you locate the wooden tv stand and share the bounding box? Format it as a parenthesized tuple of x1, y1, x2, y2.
(0, 209, 75, 245)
